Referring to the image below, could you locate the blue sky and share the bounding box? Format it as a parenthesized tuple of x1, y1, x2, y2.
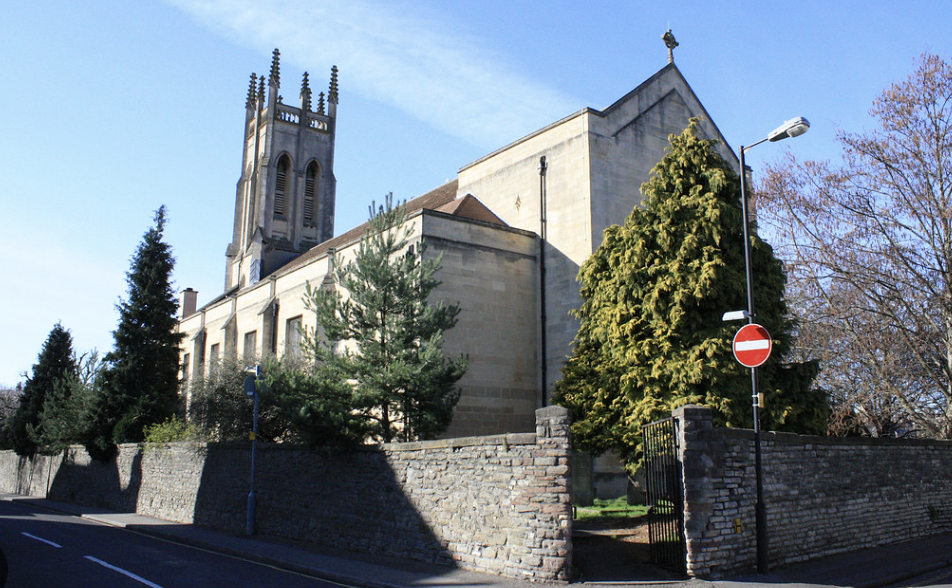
(2, 0, 950, 386)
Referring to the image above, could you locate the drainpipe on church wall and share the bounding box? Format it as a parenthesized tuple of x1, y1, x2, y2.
(539, 156, 548, 407)
(270, 300, 280, 356)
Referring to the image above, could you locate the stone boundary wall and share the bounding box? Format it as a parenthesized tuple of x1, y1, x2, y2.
(675, 405, 952, 578)
(0, 406, 572, 582)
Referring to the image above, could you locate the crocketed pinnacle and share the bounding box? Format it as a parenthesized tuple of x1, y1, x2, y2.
(257, 75, 265, 103)
(269, 48, 281, 88)
(328, 65, 339, 104)
(318, 91, 326, 115)
(300, 72, 312, 111)
(245, 72, 257, 109)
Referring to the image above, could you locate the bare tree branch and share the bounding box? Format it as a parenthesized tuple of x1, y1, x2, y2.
(759, 53, 952, 438)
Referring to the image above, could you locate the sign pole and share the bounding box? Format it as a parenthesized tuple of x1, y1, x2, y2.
(740, 145, 769, 573)
(244, 366, 261, 536)
(732, 117, 809, 574)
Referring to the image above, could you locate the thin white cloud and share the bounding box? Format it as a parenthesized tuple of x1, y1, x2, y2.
(164, 0, 580, 149)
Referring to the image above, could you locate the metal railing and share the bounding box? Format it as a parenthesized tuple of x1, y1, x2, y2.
(643, 416, 686, 574)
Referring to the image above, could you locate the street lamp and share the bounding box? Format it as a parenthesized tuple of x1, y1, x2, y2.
(739, 116, 809, 574)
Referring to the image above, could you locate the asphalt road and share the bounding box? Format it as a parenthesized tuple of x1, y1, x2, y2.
(883, 565, 952, 588)
(0, 499, 354, 588)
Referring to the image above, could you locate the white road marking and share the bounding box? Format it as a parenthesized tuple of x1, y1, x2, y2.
(21, 532, 62, 548)
(84, 556, 165, 588)
(735, 339, 769, 351)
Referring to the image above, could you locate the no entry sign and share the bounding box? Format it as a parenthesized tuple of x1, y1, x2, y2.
(733, 324, 773, 368)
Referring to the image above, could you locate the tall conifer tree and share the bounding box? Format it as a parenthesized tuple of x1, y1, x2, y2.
(9, 323, 77, 455)
(302, 195, 467, 443)
(34, 352, 102, 455)
(85, 206, 184, 459)
(554, 120, 827, 468)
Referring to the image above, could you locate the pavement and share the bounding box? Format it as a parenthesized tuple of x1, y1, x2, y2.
(3, 493, 952, 588)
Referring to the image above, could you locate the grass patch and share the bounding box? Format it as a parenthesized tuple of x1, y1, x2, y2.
(574, 497, 649, 521)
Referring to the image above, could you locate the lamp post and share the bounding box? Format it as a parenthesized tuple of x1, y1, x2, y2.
(738, 117, 809, 574)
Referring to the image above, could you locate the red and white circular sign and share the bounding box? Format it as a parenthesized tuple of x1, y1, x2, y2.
(733, 323, 773, 368)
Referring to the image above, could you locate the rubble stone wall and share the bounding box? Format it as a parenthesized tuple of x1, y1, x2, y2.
(675, 405, 952, 578)
(0, 406, 572, 582)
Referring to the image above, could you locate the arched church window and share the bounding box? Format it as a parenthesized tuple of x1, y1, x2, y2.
(304, 161, 319, 224)
(274, 155, 290, 217)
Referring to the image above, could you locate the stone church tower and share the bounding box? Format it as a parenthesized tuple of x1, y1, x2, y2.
(225, 49, 338, 291)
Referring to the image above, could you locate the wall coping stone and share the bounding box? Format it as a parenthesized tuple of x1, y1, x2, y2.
(380, 433, 536, 452)
(136, 432, 539, 455)
(717, 427, 952, 448)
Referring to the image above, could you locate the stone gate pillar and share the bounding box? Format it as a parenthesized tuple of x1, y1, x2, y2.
(673, 404, 721, 577)
(520, 405, 573, 581)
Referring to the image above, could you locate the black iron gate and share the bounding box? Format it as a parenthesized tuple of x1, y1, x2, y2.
(642, 417, 686, 574)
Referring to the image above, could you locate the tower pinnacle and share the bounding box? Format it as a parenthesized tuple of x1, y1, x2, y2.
(301, 71, 312, 112)
(245, 72, 257, 109)
(328, 65, 339, 104)
(269, 48, 281, 88)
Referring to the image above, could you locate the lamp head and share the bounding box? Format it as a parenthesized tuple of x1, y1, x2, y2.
(767, 117, 810, 142)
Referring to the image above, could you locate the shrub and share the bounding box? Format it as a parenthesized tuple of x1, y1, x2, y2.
(143, 416, 202, 449)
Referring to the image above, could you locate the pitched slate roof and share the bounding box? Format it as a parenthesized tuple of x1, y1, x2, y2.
(274, 179, 505, 279)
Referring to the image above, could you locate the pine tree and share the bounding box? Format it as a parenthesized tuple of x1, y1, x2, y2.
(302, 194, 467, 443)
(264, 358, 369, 449)
(84, 206, 184, 460)
(553, 120, 828, 468)
(10, 323, 77, 456)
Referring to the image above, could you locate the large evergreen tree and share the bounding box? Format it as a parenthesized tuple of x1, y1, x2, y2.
(301, 195, 467, 443)
(9, 323, 77, 455)
(33, 352, 102, 455)
(84, 206, 184, 460)
(554, 120, 827, 468)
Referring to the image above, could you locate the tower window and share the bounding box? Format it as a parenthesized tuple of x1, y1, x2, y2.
(274, 155, 290, 217)
(304, 161, 318, 224)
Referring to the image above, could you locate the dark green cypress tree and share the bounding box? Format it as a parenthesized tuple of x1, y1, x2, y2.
(302, 194, 467, 443)
(33, 351, 102, 456)
(84, 206, 184, 460)
(554, 120, 828, 469)
(10, 323, 77, 456)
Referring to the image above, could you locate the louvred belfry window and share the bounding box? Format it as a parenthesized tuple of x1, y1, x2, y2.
(274, 155, 290, 216)
(304, 162, 318, 224)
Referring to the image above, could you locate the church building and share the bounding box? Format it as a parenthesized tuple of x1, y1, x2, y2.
(177, 39, 737, 438)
